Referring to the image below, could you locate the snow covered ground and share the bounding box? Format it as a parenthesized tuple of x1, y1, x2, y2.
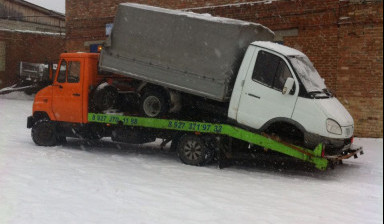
(0, 95, 383, 224)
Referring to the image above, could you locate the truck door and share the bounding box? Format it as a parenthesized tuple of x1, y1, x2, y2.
(52, 59, 84, 123)
(237, 49, 299, 130)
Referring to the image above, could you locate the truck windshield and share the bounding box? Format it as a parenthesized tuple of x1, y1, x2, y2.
(289, 55, 327, 94)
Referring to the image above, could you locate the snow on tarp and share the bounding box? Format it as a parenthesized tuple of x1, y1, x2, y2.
(100, 3, 275, 102)
(123, 3, 273, 31)
(183, 0, 282, 11)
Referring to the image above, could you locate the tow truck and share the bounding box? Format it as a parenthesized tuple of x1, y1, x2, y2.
(27, 52, 363, 171)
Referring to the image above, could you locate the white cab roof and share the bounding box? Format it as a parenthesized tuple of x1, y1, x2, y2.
(252, 41, 305, 57)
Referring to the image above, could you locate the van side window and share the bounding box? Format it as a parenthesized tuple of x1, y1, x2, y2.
(57, 60, 67, 83)
(67, 61, 81, 83)
(252, 50, 293, 92)
(274, 61, 293, 91)
(252, 51, 280, 87)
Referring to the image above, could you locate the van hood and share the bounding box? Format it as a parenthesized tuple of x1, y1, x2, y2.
(315, 97, 354, 127)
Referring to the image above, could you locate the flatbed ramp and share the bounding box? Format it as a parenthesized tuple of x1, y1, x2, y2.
(88, 113, 363, 171)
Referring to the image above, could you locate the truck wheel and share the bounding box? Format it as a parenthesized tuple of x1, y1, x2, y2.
(31, 119, 58, 146)
(177, 135, 214, 166)
(93, 86, 118, 111)
(140, 90, 169, 118)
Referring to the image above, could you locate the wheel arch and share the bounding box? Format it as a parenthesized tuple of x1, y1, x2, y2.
(139, 83, 170, 99)
(260, 117, 307, 136)
(92, 82, 119, 111)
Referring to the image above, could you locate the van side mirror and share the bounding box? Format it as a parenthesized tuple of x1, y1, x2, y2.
(282, 77, 295, 95)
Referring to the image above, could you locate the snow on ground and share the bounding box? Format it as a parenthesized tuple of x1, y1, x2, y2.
(0, 91, 35, 101)
(0, 98, 382, 224)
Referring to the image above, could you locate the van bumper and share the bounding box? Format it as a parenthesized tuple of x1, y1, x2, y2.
(325, 145, 364, 165)
(305, 133, 354, 155)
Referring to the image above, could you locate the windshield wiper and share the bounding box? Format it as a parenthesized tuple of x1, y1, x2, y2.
(309, 91, 324, 95)
(309, 91, 329, 99)
(323, 88, 334, 97)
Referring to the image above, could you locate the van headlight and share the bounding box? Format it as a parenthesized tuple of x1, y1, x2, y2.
(326, 119, 342, 135)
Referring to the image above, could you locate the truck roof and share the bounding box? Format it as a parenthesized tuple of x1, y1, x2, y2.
(252, 41, 305, 57)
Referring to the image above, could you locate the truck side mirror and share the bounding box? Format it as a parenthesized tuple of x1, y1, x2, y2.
(282, 77, 295, 95)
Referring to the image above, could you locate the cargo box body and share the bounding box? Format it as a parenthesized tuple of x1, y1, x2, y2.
(99, 3, 274, 102)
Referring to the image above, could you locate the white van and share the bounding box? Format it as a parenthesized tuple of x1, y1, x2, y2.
(229, 42, 354, 154)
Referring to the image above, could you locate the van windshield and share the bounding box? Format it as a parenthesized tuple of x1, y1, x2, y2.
(289, 55, 327, 94)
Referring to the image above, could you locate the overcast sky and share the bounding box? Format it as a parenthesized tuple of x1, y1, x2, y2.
(25, 0, 65, 14)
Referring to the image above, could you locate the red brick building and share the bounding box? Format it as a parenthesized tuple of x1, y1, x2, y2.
(66, 0, 383, 138)
(0, 0, 66, 88)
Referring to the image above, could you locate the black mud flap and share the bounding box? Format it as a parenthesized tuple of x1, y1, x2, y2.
(217, 136, 234, 169)
(27, 116, 34, 129)
(218, 149, 233, 169)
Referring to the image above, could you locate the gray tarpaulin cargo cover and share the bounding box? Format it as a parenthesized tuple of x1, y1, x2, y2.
(99, 3, 274, 102)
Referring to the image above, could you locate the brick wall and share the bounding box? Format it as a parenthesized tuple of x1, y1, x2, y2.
(337, 3, 383, 137)
(0, 31, 65, 88)
(66, 0, 383, 137)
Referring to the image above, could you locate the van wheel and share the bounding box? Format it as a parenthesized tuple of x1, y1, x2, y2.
(31, 119, 58, 146)
(93, 86, 118, 111)
(140, 89, 169, 118)
(177, 135, 214, 166)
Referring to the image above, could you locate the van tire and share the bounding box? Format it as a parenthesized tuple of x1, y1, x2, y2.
(140, 89, 169, 118)
(31, 119, 58, 146)
(93, 86, 118, 111)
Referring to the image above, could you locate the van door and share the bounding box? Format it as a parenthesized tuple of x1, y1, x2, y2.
(52, 59, 83, 123)
(237, 49, 299, 130)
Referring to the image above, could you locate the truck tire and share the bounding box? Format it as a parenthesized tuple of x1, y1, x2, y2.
(93, 86, 118, 111)
(177, 135, 214, 166)
(31, 119, 58, 146)
(140, 89, 169, 118)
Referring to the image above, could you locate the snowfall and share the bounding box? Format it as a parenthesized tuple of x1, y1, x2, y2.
(0, 93, 382, 224)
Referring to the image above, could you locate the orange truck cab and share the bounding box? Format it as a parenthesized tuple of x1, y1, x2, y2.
(27, 53, 135, 145)
(33, 53, 99, 124)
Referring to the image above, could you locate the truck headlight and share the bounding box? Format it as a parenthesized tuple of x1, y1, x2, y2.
(326, 119, 342, 135)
